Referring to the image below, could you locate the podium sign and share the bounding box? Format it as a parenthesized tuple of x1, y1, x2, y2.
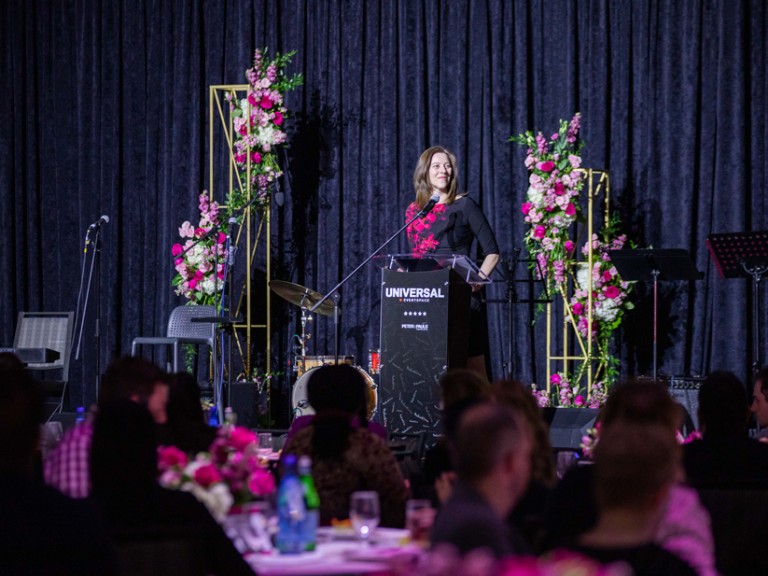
(379, 268, 470, 438)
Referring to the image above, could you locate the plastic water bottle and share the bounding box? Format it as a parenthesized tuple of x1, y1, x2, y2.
(208, 405, 219, 427)
(298, 455, 320, 551)
(276, 454, 306, 554)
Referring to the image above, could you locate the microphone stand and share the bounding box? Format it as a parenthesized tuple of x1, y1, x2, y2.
(73, 222, 107, 405)
(309, 202, 438, 361)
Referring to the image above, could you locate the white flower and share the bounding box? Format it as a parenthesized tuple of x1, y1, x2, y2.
(527, 185, 544, 205)
(595, 300, 619, 322)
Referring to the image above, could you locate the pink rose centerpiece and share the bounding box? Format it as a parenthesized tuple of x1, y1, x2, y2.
(158, 424, 276, 522)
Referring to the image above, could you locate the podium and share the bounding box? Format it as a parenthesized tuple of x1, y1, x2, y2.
(378, 261, 473, 439)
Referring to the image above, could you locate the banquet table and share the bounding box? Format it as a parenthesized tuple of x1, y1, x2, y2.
(242, 528, 422, 575)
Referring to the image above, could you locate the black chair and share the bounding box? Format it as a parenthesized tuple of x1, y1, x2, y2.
(131, 305, 218, 385)
(13, 311, 74, 419)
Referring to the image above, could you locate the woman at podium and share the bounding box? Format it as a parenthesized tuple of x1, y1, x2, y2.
(406, 146, 500, 379)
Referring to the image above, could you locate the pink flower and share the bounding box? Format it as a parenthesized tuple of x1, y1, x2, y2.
(194, 464, 223, 488)
(248, 469, 276, 496)
(551, 133, 559, 141)
(157, 445, 188, 471)
(537, 160, 555, 172)
(188, 278, 198, 290)
(171, 243, 183, 257)
(604, 285, 621, 299)
(572, 302, 583, 315)
(554, 181, 565, 195)
(273, 111, 283, 125)
(564, 240, 575, 252)
(565, 203, 576, 216)
(533, 225, 546, 239)
(521, 202, 532, 215)
(602, 270, 613, 282)
(228, 426, 257, 451)
(574, 395, 586, 407)
(217, 232, 227, 244)
(260, 95, 274, 109)
(550, 373, 562, 385)
(251, 151, 262, 164)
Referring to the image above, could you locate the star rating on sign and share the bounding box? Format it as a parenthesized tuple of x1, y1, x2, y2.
(403, 311, 428, 317)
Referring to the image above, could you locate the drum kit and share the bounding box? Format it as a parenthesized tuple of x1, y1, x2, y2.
(269, 280, 379, 419)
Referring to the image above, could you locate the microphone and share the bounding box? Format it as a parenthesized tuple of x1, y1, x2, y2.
(89, 215, 110, 229)
(417, 193, 440, 218)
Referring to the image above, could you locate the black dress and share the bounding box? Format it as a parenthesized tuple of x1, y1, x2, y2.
(405, 196, 499, 357)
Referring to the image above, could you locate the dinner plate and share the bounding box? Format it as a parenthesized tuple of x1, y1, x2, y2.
(316, 526, 410, 543)
(252, 550, 325, 565)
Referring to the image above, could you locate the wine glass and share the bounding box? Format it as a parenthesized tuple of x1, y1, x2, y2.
(349, 491, 380, 544)
(257, 432, 274, 458)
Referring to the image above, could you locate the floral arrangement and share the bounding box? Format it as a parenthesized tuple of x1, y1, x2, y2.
(569, 218, 634, 383)
(158, 424, 276, 522)
(171, 191, 227, 306)
(170, 49, 301, 307)
(509, 113, 585, 291)
(405, 202, 448, 257)
(531, 373, 609, 409)
(225, 48, 303, 211)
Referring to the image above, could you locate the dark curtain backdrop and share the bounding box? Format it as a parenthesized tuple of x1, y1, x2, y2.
(2, 0, 766, 420)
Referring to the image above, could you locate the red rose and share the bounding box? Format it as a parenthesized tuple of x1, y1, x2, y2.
(537, 161, 555, 172)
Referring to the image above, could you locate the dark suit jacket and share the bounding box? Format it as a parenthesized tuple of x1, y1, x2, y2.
(430, 482, 530, 558)
(683, 435, 768, 488)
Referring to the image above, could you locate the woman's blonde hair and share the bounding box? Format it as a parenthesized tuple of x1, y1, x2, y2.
(412, 146, 460, 208)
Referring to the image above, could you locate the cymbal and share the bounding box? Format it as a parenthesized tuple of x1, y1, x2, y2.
(269, 280, 335, 316)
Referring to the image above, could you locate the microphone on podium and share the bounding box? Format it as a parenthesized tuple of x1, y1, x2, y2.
(417, 193, 440, 218)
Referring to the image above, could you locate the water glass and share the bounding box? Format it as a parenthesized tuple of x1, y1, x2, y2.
(257, 432, 274, 457)
(350, 491, 380, 543)
(405, 499, 435, 546)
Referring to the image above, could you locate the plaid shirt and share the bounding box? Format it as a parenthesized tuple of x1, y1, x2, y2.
(43, 420, 93, 499)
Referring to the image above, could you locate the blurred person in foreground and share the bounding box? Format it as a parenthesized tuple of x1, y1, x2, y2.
(493, 379, 556, 552)
(570, 422, 696, 576)
(751, 366, 768, 440)
(0, 352, 118, 575)
(44, 355, 170, 498)
(423, 368, 493, 503)
(90, 399, 254, 575)
(430, 401, 533, 558)
(684, 370, 768, 487)
(281, 364, 408, 527)
(546, 379, 716, 576)
(157, 371, 217, 454)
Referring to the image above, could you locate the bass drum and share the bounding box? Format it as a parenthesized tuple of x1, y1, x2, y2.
(292, 365, 377, 420)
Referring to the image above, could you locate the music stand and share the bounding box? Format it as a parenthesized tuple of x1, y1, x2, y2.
(607, 249, 702, 382)
(706, 231, 768, 372)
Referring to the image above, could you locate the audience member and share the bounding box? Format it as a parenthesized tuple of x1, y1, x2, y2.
(571, 422, 696, 576)
(684, 370, 768, 487)
(286, 366, 387, 443)
(546, 379, 717, 576)
(750, 366, 768, 441)
(281, 364, 408, 527)
(157, 371, 217, 454)
(423, 369, 493, 503)
(430, 402, 532, 558)
(90, 399, 253, 575)
(493, 379, 556, 552)
(44, 355, 170, 498)
(0, 352, 118, 575)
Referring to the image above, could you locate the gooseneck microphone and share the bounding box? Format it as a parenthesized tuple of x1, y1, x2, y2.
(89, 215, 110, 229)
(417, 193, 441, 218)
